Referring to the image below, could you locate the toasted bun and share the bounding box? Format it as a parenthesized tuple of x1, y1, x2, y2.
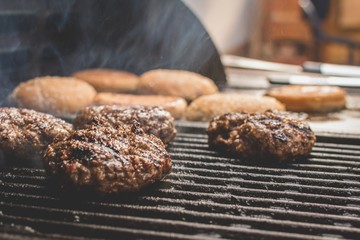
(8, 76, 97, 116)
(138, 69, 218, 101)
(267, 85, 346, 112)
(93, 93, 187, 119)
(72, 68, 139, 92)
(186, 93, 285, 121)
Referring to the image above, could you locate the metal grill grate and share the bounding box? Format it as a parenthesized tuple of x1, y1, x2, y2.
(0, 124, 360, 239)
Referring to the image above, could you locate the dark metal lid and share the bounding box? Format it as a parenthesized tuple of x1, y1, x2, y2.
(0, 0, 227, 102)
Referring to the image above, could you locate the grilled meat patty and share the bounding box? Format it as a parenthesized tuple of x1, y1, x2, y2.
(93, 93, 187, 119)
(73, 105, 176, 145)
(207, 111, 316, 163)
(43, 123, 172, 194)
(0, 108, 72, 166)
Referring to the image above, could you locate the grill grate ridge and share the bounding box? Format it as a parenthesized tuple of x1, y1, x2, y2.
(2, 202, 360, 238)
(172, 159, 360, 178)
(2, 190, 360, 226)
(3, 167, 360, 188)
(1, 127, 360, 239)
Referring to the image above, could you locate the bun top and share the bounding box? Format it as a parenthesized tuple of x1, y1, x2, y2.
(267, 85, 346, 98)
(186, 93, 285, 121)
(139, 69, 219, 101)
(72, 68, 139, 92)
(9, 76, 97, 116)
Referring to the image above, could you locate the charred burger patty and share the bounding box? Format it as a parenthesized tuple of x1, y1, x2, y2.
(0, 107, 72, 165)
(73, 105, 176, 145)
(43, 123, 172, 194)
(207, 111, 316, 163)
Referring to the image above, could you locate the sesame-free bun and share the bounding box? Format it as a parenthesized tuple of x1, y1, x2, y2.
(138, 69, 218, 101)
(93, 92, 187, 119)
(186, 93, 285, 121)
(8, 76, 97, 117)
(267, 85, 346, 112)
(72, 68, 139, 93)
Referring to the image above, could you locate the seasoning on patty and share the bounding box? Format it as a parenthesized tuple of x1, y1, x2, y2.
(93, 93, 187, 119)
(73, 105, 176, 145)
(43, 123, 172, 194)
(207, 111, 316, 163)
(0, 107, 72, 166)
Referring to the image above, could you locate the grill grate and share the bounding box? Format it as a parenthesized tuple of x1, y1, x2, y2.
(0, 124, 360, 239)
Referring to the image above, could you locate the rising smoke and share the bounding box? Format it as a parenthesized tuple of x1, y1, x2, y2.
(0, 0, 226, 104)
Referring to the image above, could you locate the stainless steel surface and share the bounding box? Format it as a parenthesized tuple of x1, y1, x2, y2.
(222, 55, 303, 74)
(304, 61, 360, 77)
(268, 74, 360, 88)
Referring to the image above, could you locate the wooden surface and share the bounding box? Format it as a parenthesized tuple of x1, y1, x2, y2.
(249, 0, 360, 65)
(249, 0, 313, 64)
(338, 0, 360, 29)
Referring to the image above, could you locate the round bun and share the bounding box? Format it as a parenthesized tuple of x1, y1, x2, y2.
(93, 93, 187, 119)
(267, 85, 346, 112)
(72, 68, 139, 93)
(138, 69, 218, 101)
(186, 93, 285, 121)
(8, 76, 97, 116)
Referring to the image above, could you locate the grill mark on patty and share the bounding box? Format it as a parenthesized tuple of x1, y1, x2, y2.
(73, 105, 176, 145)
(207, 111, 316, 163)
(43, 124, 171, 194)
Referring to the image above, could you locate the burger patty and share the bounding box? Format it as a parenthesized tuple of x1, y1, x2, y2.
(0, 107, 72, 165)
(73, 105, 176, 145)
(43, 123, 172, 194)
(207, 111, 316, 163)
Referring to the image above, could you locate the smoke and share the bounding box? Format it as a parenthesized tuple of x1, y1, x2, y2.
(0, 0, 226, 104)
(118, 0, 214, 72)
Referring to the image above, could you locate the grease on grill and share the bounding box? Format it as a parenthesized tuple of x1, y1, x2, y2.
(207, 110, 316, 163)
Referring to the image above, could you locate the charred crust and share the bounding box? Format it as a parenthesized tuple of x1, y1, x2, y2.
(207, 111, 316, 163)
(43, 124, 172, 194)
(73, 105, 176, 145)
(0, 107, 72, 164)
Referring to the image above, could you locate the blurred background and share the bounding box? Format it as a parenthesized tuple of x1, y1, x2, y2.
(184, 0, 360, 66)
